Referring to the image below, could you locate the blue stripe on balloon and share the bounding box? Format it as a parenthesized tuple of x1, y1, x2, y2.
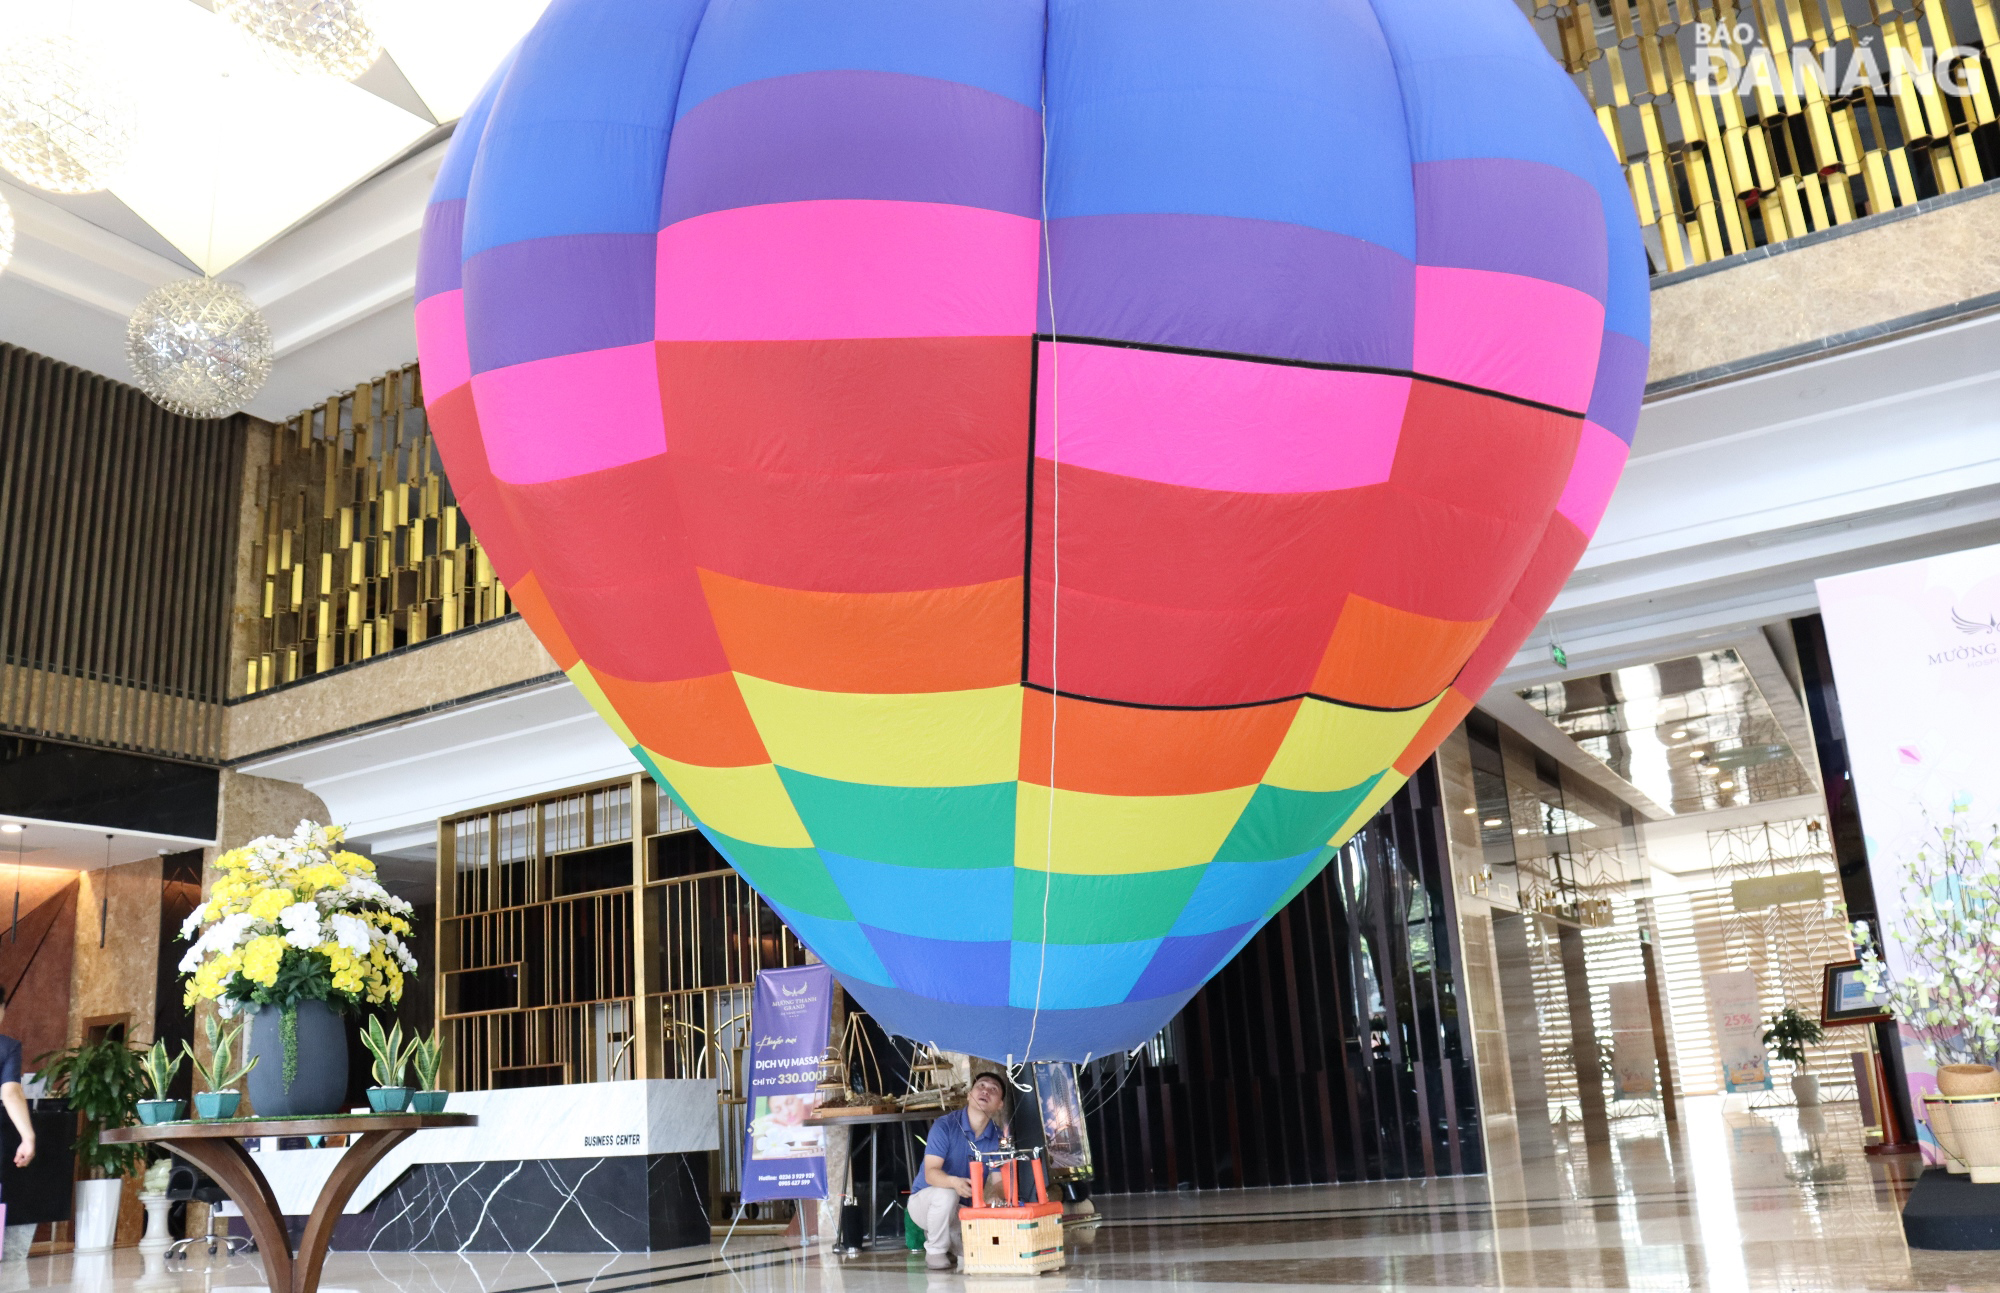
(673, 0, 1046, 120)
(861, 926, 1012, 1008)
(433, 49, 516, 205)
(820, 851, 1014, 941)
(838, 977, 1200, 1061)
(1168, 852, 1321, 937)
(1044, 0, 1414, 257)
(1008, 939, 1160, 1010)
(463, 0, 708, 255)
(1126, 924, 1256, 1002)
(768, 901, 894, 986)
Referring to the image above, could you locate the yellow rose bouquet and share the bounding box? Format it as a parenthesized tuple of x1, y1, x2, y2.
(180, 820, 417, 1087)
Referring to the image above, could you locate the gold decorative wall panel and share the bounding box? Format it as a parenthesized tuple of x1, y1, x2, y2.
(437, 775, 802, 1094)
(0, 343, 241, 762)
(242, 365, 507, 695)
(1532, 0, 2000, 270)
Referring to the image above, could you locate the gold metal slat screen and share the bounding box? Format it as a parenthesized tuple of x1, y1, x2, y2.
(0, 342, 241, 762)
(1529, 0, 2000, 271)
(242, 364, 508, 695)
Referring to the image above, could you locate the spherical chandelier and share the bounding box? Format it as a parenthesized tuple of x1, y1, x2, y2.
(0, 193, 14, 277)
(213, 0, 382, 81)
(126, 279, 273, 419)
(0, 34, 138, 194)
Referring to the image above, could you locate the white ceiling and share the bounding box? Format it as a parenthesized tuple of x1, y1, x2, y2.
(0, 815, 212, 873)
(0, 0, 548, 418)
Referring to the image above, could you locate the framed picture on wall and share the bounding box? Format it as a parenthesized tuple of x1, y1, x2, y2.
(1821, 959, 1893, 1025)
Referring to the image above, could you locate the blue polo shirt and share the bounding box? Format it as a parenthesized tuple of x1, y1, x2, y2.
(0, 1036, 19, 1087)
(912, 1107, 1003, 1190)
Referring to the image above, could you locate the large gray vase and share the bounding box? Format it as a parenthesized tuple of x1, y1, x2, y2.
(244, 1000, 348, 1117)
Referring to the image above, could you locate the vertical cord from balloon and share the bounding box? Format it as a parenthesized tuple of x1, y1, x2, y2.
(1022, 22, 1058, 1069)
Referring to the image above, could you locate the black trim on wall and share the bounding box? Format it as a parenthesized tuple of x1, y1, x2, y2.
(0, 735, 218, 839)
(1790, 612, 1914, 1140)
(1083, 761, 1481, 1191)
(155, 850, 204, 1100)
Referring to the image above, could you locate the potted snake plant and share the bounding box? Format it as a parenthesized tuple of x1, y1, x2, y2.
(135, 1040, 185, 1124)
(186, 1014, 257, 1119)
(360, 1015, 415, 1112)
(409, 1030, 448, 1113)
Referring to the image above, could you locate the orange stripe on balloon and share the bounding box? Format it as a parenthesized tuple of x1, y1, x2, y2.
(507, 570, 579, 670)
(590, 669, 770, 767)
(1311, 594, 1492, 711)
(1393, 687, 1476, 776)
(1018, 690, 1297, 797)
(696, 569, 1021, 693)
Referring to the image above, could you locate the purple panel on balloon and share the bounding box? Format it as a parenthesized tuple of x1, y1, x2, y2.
(1126, 924, 1255, 1002)
(861, 925, 1013, 1008)
(417, 201, 466, 303)
(661, 69, 1044, 225)
(1585, 329, 1649, 443)
(1040, 213, 1415, 370)
(462, 233, 657, 375)
(1413, 157, 1607, 300)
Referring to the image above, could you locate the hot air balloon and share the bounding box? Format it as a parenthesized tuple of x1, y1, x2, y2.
(415, 0, 1649, 1061)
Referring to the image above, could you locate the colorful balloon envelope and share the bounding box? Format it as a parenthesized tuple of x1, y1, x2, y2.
(416, 0, 1649, 1060)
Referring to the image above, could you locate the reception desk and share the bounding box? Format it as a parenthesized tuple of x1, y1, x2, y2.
(236, 1080, 717, 1253)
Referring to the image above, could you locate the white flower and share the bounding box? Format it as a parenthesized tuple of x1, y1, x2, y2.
(278, 902, 322, 949)
(328, 912, 372, 955)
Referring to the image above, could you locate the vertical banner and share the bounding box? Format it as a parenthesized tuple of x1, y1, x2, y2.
(1607, 980, 1659, 1098)
(1818, 543, 2000, 1129)
(740, 964, 833, 1205)
(1707, 969, 1771, 1093)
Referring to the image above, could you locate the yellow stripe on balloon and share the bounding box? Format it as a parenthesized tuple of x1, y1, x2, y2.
(1013, 782, 1255, 875)
(1262, 695, 1440, 794)
(733, 674, 1021, 788)
(567, 662, 638, 747)
(640, 750, 815, 849)
(1327, 770, 1408, 846)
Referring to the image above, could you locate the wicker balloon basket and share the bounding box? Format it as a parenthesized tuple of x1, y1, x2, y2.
(959, 1148, 1065, 1275)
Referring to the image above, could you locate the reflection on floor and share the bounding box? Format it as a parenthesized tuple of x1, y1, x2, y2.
(7, 1097, 1981, 1292)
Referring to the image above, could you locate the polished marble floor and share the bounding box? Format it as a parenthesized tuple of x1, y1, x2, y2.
(4, 1097, 1982, 1293)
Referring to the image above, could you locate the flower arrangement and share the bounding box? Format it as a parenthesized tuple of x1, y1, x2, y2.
(179, 821, 417, 1085)
(1852, 807, 2000, 1068)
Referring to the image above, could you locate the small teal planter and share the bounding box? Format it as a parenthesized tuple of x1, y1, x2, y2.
(135, 1100, 184, 1125)
(410, 1090, 449, 1114)
(367, 1087, 411, 1113)
(194, 1091, 241, 1120)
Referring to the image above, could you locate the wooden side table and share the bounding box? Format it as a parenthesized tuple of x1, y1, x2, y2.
(103, 1113, 474, 1293)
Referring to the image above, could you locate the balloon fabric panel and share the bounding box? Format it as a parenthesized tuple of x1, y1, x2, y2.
(415, 0, 1650, 1061)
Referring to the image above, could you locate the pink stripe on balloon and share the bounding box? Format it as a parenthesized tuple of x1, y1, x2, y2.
(1555, 420, 1629, 536)
(471, 343, 667, 485)
(415, 290, 470, 397)
(655, 199, 1039, 341)
(1034, 342, 1407, 494)
(1412, 267, 1604, 412)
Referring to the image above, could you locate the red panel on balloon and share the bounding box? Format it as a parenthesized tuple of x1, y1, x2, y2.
(669, 454, 1024, 593)
(1388, 381, 1580, 526)
(657, 336, 1030, 472)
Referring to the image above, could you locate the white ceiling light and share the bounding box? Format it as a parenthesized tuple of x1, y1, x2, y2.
(0, 191, 13, 275)
(0, 32, 138, 193)
(126, 279, 273, 418)
(214, 0, 381, 81)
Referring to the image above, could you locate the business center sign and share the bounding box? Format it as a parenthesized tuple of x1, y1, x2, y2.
(1817, 541, 2000, 1125)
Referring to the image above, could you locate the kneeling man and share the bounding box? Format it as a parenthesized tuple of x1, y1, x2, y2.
(907, 1071, 1009, 1270)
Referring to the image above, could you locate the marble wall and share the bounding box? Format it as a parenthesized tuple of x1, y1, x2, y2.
(1649, 186, 2000, 384)
(224, 618, 560, 762)
(66, 858, 161, 1047)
